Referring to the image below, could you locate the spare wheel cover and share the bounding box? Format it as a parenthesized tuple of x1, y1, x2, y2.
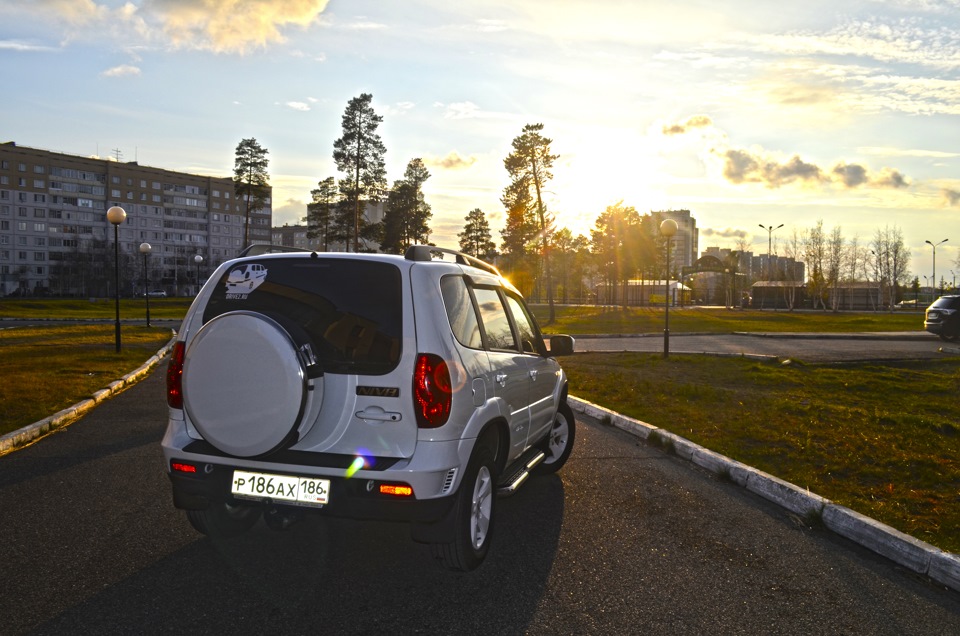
(183, 311, 309, 457)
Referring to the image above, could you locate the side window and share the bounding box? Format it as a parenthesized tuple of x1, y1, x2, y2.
(505, 294, 547, 356)
(440, 276, 483, 349)
(473, 287, 517, 351)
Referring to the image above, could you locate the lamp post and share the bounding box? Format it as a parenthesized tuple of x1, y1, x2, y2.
(660, 219, 678, 358)
(139, 242, 152, 327)
(194, 254, 204, 295)
(106, 206, 127, 353)
(758, 223, 783, 280)
(925, 239, 948, 299)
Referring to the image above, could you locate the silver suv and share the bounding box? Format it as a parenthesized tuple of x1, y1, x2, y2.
(162, 245, 575, 571)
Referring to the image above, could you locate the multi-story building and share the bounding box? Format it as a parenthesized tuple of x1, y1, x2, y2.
(647, 209, 698, 272)
(0, 142, 271, 297)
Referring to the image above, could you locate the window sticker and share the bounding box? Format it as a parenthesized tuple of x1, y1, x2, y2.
(224, 263, 267, 299)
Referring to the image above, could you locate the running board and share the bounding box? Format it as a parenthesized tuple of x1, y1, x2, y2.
(497, 449, 546, 496)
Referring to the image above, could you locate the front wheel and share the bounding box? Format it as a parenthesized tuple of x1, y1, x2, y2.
(186, 501, 261, 538)
(535, 402, 576, 475)
(428, 446, 497, 572)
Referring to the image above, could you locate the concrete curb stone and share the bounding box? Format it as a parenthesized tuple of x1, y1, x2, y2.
(567, 395, 959, 593)
(0, 332, 176, 456)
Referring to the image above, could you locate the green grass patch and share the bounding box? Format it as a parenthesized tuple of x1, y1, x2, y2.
(563, 352, 960, 553)
(0, 325, 173, 436)
(0, 297, 192, 320)
(532, 305, 922, 335)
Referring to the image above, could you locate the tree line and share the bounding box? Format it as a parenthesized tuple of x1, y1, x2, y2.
(234, 94, 932, 316)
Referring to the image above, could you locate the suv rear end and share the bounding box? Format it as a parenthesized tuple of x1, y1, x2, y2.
(161, 246, 575, 571)
(924, 295, 960, 342)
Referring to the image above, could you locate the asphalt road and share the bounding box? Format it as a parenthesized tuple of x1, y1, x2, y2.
(2, 367, 958, 634)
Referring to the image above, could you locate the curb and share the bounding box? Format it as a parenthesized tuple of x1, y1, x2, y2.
(568, 396, 960, 594)
(0, 332, 177, 457)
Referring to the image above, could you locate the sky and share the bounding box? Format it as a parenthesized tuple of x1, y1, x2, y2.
(1, 0, 958, 283)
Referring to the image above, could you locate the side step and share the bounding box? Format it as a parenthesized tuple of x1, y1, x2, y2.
(496, 448, 546, 496)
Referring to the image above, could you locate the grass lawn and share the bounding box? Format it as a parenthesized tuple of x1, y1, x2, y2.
(0, 325, 173, 437)
(0, 297, 193, 320)
(563, 352, 960, 554)
(532, 304, 923, 335)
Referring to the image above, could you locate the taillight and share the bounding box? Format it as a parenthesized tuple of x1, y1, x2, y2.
(166, 341, 186, 409)
(413, 353, 452, 428)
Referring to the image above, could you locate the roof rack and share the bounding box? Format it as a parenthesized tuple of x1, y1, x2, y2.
(404, 245, 500, 276)
(238, 244, 313, 257)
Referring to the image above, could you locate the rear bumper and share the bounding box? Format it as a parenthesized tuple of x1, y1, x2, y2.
(167, 461, 455, 524)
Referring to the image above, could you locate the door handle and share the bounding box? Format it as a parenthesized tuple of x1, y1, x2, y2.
(529, 369, 538, 380)
(496, 373, 507, 386)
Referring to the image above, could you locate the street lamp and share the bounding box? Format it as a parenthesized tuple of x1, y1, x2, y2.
(194, 254, 204, 294)
(925, 239, 948, 299)
(758, 223, 783, 280)
(106, 206, 127, 353)
(139, 242, 152, 327)
(660, 219, 678, 358)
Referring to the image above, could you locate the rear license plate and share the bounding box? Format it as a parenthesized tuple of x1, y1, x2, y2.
(231, 470, 330, 507)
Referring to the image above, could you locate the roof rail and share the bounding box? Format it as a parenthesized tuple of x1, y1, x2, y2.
(238, 244, 313, 257)
(404, 245, 500, 276)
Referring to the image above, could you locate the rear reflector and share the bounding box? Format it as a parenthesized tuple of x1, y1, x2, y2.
(379, 483, 414, 497)
(171, 461, 197, 474)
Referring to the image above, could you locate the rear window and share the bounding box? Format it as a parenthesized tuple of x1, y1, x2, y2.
(931, 296, 960, 310)
(203, 258, 402, 375)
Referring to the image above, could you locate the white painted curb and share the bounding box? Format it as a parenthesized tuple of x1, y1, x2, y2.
(568, 395, 959, 593)
(0, 333, 176, 456)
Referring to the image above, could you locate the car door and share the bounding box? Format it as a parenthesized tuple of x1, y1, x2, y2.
(471, 286, 531, 457)
(504, 292, 559, 447)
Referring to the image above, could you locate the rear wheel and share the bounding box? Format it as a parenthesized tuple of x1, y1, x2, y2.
(428, 445, 497, 572)
(535, 402, 576, 475)
(186, 502, 261, 538)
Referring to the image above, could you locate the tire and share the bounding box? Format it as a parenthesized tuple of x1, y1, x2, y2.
(186, 502, 261, 538)
(535, 401, 576, 475)
(428, 446, 497, 572)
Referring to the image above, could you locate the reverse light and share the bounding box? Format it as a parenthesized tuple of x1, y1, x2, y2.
(379, 483, 414, 497)
(166, 341, 186, 409)
(413, 353, 452, 428)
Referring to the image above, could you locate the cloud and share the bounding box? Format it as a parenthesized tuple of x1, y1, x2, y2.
(721, 148, 910, 190)
(0, 40, 59, 52)
(425, 152, 477, 170)
(101, 64, 141, 77)
(722, 149, 825, 187)
(701, 228, 748, 239)
(441, 101, 483, 119)
(941, 188, 960, 207)
(284, 101, 311, 111)
(148, 0, 330, 53)
(662, 115, 713, 136)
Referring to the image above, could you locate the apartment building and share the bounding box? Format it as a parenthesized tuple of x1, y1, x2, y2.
(0, 142, 271, 297)
(647, 209, 699, 272)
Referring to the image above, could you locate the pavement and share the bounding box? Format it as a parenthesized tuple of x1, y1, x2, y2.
(1, 329, 957, 594)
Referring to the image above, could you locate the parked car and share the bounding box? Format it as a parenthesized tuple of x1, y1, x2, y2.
(924, 295, 960, 341)
(161, 245, 576, 571)
(147, 290, 167, 298)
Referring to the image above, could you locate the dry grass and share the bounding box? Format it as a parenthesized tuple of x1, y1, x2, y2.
(0, 325, 173, 436)
(564, 352, 960, 553)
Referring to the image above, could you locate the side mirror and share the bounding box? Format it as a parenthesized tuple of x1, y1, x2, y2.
(549, 335, 575, 356)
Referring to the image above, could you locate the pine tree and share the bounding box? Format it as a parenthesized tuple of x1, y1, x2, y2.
(233, 138, 270, 247)
(504, 123, 559, 321)
(305, 177, 337, 251)
(332, 94, 387, 252)
(459, 208, 497, 261)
